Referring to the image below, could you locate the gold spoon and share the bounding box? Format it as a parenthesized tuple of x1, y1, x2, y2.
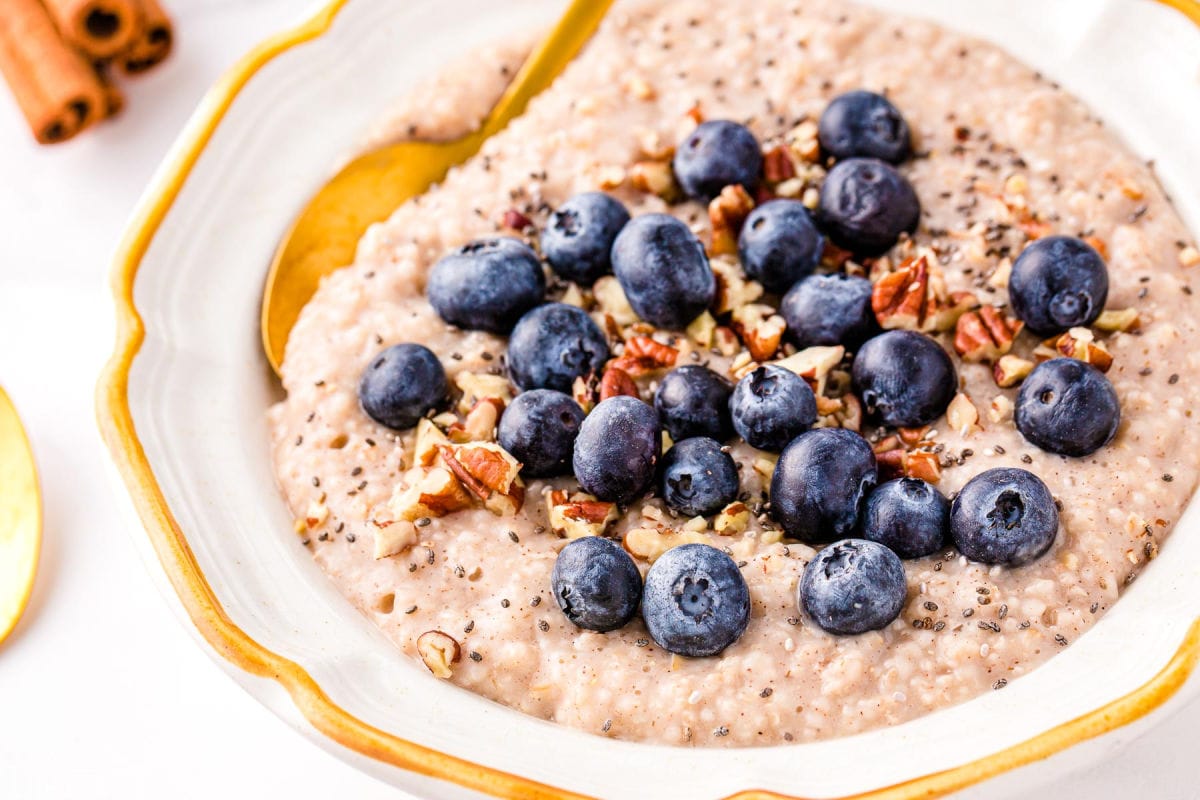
(0, 386, 41, 647)
(261, 0, 615, 375)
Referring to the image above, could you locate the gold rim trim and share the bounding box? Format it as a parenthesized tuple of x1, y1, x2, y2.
(95, 0, 1200, 797)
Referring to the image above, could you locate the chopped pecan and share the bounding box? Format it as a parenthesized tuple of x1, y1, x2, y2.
(988, 395, 1014, 423)
(1180, 246, 1200, 268)
(305, 500, 328, 529)
(897, 426, 930, 448)
(600, 365, 639, 400)
(821, 240, 854, 270)
(455, 372, 513, 414)
(630, 160, 682, 203)
(416, 631, 461, 679)
(389, 467, 474, 521)
(623, 527, 710, 562)
(872, 254, 975, 333)
(708, 184, 756, 256)
(373, 519, 417, 559)
(414, 418, 450, 466)
(713, 502, 751, 535)
(484, 484, 525, 516)
(711, 256, 764, 314)
(946, 392, 982, 437)
(592, 276, 639, 326)
(547, 489, 618, 539)
(713, 326, 741, 357)
(993, 355, 1035, 388)
(762, 144, 797, 183)
(572, 372, 600, 413)
(448, 397, 503, 443)
(904, 451, 942, 483)
(610, 335, 678, 376)
(731, 304, 786, 361)
(686, 311, 717, 348)
(1049, 327, 1113, 372)
(1094, 308, 1140, 333)
(954, 306, 1024, 363)
(442, 442, 521, 499)
(774, 345, 845, 396)
(785, 119, 820, 163)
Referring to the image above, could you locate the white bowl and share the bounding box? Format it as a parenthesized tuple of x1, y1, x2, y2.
(97, 0, 1200, 797)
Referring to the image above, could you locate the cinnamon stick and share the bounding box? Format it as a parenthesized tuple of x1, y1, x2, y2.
(0, 0, 105, 143)
(118, 0, 171, 74)
(42, 0, 141, 59)
(95, 64, 123, 119)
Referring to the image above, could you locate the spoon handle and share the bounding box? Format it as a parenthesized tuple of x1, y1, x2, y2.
(480, 0, 616, 141)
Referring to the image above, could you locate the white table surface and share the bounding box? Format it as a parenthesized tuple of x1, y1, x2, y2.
(0, 1, 1198, 798)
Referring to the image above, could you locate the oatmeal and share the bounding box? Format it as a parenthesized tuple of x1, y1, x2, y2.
(268, 0, 1200, 746)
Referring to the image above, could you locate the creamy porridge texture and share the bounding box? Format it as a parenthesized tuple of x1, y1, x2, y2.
(268, 0, 1200, 746)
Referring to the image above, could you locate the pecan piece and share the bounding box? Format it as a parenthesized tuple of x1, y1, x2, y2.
(600, 365, 639, 400)
(389, 467, 474, 521)
(762, 144, 797, 183)
(711, 256, 764, 314)
(946, 392, 982, 437)
(872, 254, 972, 333)
(708, 184, 756, 256)
(993, 355, 1035, 388)
(546, 489, 619, 539)
(416, 631, 461, 679)
(1093, 308, 1140, 333)
(610, 335, 678, 376)
(630, 160, 682, 203)
(731, 304, 786, 361)
(954, 306, 1024, 363)
(1050, 327, 1113, 372)
(443, 442, 521, 496)
(713, 502, 751, 535)
(572, 372, 600, 414)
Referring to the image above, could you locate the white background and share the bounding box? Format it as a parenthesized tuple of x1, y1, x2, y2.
(0, 1, 1198, 798)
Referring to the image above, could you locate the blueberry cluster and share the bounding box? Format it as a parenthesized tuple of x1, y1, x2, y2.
(346, 87, 1128, 656)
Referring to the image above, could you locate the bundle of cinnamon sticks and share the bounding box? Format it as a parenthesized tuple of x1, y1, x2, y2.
(0, 0, 173, 144)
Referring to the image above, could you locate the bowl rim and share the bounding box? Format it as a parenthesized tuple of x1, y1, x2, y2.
(94, 0, 1200, 797)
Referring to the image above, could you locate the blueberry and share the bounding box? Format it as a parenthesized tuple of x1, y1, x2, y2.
(780, 273, 879, 349)
(771, 428, 877, 543)
(852, 330, 956, 428)
(573, 396, 661, 504)
(498, 389, 585, 478)
(551, 537, 642, 632)
(729, 365, 817, 452)
(818, 90, 912, 164)
(817, 157, 920, 256)
(737, 200, 825, 293)
(358, 344, 447, 430)
(1008, 236, 1109, 336)
(1015, 358, 1120, 457)
(654, 365, 733, 442)
(427, 237, 545, 333)
(541, 192, 631, 285)
(799, 539, 907, 635)
(950, 468, 1058, 566)
(611, 214, 715, 329)
(507, 303, 609, 393)
(659, 437, 740, 517)
(860, 478, 948, 558)
(642, 543, 751, 657)
(672, 120, 763, 201)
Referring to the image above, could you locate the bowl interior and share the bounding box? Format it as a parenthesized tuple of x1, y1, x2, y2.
(123, 0, 1200, 797)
